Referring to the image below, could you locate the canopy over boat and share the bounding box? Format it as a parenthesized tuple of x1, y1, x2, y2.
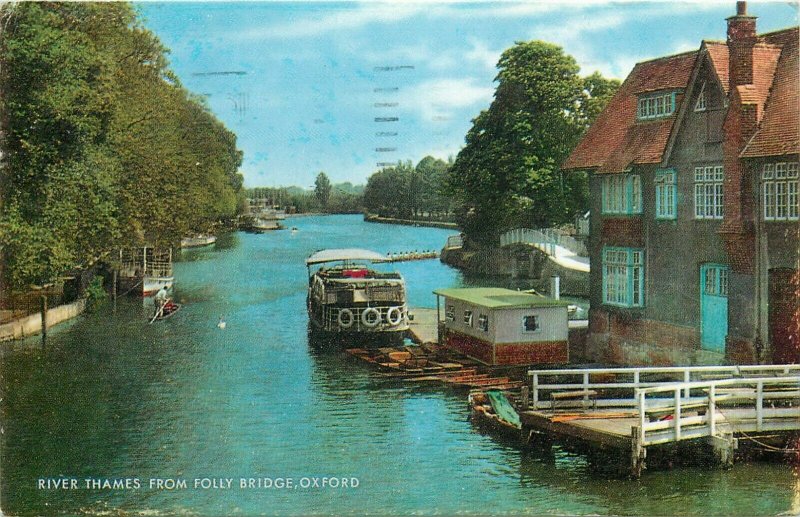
(306, 248, 389, 266)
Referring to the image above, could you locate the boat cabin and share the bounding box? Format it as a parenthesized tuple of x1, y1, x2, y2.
(433, 287, 569, 366)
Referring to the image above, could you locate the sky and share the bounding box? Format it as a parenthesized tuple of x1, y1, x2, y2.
(137, 1, 799, 189)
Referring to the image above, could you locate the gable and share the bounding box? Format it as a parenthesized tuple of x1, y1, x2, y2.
(741, 28, 799, 158)
(562, 51, 697, 174)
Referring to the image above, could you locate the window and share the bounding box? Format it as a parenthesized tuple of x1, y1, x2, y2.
(638, 91, 676, 119)
(478, 314, 489, 332)
(603, 247, 645, 307)
(655, 169, 677, 219)
(694, 82, 707, 112)
(601, 174, 642, 215)
(523, 315, 540, 333)
(463, 310, 473, 326)
(763, 162, 799, 221)
(704, 265, 729, 297)
(445, 305, 455, 321)
(694, 165, 724, 219)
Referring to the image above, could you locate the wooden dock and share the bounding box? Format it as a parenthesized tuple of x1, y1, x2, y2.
(517, 365, 800, 477)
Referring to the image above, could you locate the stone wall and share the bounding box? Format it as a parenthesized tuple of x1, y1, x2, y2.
(0, 299, 87, 342)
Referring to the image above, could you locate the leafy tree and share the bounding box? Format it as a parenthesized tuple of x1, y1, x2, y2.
(0, 2, 244, 289)
(447, 41, 619, 244)
(314, 172, 332, 210)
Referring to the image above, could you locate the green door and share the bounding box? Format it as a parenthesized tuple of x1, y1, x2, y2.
(700, 264, 729, 352)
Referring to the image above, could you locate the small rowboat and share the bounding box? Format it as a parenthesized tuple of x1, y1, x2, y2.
(151, 302, 181, 323)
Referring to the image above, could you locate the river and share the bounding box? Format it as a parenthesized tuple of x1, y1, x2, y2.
(1, 215, 797, 516)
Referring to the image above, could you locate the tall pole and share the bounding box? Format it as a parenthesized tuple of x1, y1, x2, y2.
(40, 295, 47, 349)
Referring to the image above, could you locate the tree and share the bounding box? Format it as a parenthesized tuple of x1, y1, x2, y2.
(447, 41, 619, 244)
(0, 2, 244, 288)
(314, 172, 332, 210)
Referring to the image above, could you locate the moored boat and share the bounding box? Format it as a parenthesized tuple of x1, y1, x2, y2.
(306, 249, 409, 341)
(118, 247, 174, 297)
(180, 235, 217, 248)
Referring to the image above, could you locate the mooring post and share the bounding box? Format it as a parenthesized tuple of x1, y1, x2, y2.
(112, 269, 118, 313)
(630, 426, 646, 478)
(520, 385, 530, 411)
(40, 295, 47, 348)
(709, 433, 737, 469)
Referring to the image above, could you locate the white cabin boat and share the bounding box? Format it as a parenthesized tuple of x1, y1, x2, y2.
(306, 249, 409, 338)
(180, 235, 217, 248)
(118, 247, 174, 297)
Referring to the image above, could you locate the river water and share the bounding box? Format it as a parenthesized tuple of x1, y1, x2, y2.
(1, 215, 797, 516)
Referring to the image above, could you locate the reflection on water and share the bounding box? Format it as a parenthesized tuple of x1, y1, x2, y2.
(0, 215, 795, 516)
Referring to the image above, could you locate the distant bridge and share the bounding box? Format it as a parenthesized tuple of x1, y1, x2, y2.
(500, 228, 590, 273)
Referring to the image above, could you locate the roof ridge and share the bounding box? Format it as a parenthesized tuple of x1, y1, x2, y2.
(757, 26, 799, 38)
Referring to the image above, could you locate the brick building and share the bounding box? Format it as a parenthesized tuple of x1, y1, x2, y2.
(563, 2, 799, 365)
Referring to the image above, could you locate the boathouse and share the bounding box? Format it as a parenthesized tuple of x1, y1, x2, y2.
(562, 2, 799, 365)
(433, 287, 569, 366)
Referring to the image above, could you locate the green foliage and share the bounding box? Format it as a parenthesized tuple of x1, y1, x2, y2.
(314, 172, 332, 209)
(447, 41, 620, 244)
(364, 157, 452, 220)
(84, 276, 108, 313)
(0, 2, 244, 288)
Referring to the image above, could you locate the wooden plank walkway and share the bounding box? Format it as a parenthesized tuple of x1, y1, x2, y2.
(407, 307, 438, 345)
(517, 367, 800, 477)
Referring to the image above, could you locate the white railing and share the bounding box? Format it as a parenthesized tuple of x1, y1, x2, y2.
(500, 228, 588, 257)
(444, 234, 463, 249)
(635, 376, 800, 446)
(527, 365, 800, 410)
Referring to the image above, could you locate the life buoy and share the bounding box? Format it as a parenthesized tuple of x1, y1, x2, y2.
(386, 306, 403, 326)
(361, 307, 381, 327)
(338, 308, 354, 328)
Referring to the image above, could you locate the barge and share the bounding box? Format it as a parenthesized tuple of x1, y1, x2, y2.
(306, 249, 409, 342)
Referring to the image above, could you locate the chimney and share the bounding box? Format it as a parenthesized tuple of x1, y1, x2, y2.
(727, 1, 757, 88)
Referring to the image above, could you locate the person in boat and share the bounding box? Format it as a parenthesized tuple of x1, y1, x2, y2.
(154, 285, 170, 316)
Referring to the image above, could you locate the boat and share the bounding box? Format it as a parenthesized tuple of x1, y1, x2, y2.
(306, 249, 409, 340)
(180, 235, 217, 248)
(151, 301, 181, 322)
(118, 247, 174, 297)
(249, 216, 284, 232)
(469, 389, 522, 436)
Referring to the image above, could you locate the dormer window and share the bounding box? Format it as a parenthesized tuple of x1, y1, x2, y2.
(694, 82, 707, 111)
(637, 91, 676, 120)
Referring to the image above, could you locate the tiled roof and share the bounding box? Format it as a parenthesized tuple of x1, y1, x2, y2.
(562, 52, 696, 173)
(705, 41, 730, 94)
(741, 28, 799, 158)
(564, 26, 799, 172)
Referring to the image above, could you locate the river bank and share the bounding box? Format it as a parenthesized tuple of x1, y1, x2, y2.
(364, 213, 459, 230)
(440, 244, 590, 298)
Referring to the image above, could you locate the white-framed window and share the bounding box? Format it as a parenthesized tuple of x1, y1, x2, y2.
(601, 174, 642, 215)
(603, 247, 645, 307)
(463, 310, 473, 326)
(445, 305, 455, 321)
(655, 169, 677, 219)
(638, 91, 676, 120)
(694, 82, 707, 112)
(763, 162, 799, 221)
(478, 314, 489, 332)
(694, 165, 724, 220)
(522, 315, 540, 333)
(704, 265, 729, 297)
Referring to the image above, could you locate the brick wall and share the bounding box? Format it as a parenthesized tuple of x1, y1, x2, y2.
(495, 341, 568, 366)
(443, 330, 493, 364)
(601, 218, 644, 247)
(443, 329, 568, 366)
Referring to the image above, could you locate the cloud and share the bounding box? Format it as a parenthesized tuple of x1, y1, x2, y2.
(398, 77, 494, 121)
(465, 38, 502, 71)
(232, 3, 426, 41)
